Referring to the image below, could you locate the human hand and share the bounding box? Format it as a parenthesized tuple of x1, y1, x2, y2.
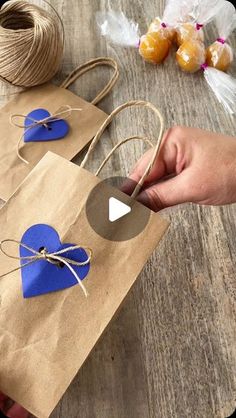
(125, 126, 236, 211)
(0, 393, 28, 418)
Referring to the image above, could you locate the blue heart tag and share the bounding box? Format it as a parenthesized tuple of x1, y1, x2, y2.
(24, 109, 69, 143)
(20, 224, 90, 298)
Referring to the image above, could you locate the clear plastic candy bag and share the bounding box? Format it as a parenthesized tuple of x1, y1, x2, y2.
(206, 0, 236, 71)
(96, 10, 140, 48)
(175, 0, 225, 72)
(96, 1, 236, 114)
(176, 39, 206, 72)
(96, 0, 183, 64)
(175, 0, 224, 45)
(96, 8, 172, 64)
(147, 0, 187, 42)
(203, 66, 236, 114)
(174, 0, 236, 114)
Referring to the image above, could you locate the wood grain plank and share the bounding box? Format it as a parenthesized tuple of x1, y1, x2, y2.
(0, 0, 235, 417)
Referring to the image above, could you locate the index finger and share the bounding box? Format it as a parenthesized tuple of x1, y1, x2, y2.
(122, 128, 178, 195)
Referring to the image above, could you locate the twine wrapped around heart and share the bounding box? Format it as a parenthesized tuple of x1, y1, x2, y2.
(11, 105, 82, 164)
(0, 239, 92, 297)
(10, 56, 120, 164)
(0, 100, 164, 298)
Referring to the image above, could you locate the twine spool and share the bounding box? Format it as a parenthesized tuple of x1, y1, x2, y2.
(0, 0, 64, 87)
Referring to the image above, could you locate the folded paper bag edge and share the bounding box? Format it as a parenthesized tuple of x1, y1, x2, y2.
(0, 84, 109, 202)
(0, 229, 171, 418)
(0, 151, 171, 418)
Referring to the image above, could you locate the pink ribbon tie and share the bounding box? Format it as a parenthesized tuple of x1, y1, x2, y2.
(217, 37, 225, 44)
(200, 63, 208, 71)
(196, 23, 203, 31)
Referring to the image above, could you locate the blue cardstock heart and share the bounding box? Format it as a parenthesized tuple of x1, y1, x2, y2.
(20, 224, 90, 298)
(24, 108, 69, 143)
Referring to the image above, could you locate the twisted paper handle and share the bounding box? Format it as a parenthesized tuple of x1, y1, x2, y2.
(81, 100, 164, 199)
(0, 239, 92, 297)
(11, 105, 81, 164)
(95, 135, 154, 176)
(60, 57, 119, 105)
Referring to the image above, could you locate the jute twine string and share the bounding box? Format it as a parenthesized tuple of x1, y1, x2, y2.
(95, 136, 154, 176)
(60, 57, 119, 105)
(11, 105, 82, 164)
(0, 101, 162, 297)
(0, 239, 92, 297)
(81, 100, 164, 199)
(0, 0, 64, 87)
(11, 57, 119, 164)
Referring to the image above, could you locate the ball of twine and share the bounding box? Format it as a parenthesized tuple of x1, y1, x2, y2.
(0, 0, 64, 87)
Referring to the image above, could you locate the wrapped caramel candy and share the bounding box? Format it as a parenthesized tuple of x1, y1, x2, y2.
(175, 0, 224, 46)
(176, 42, 236, 115)
(139, 31, 171, 64)
(176, 22, 204, 46)
(174, 0, 236, 115)
(96, 1, 236, 114)
(176, 39, 206, 72)
(148, 17, 176, 42)
(96, 0, 181, 65)
(206, 0, 236, 71)
(206, 42, 233, 72)
(175, 0, 226, 73)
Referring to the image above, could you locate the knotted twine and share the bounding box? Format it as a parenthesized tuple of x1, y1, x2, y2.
(11, 105, 82, 164)
(0, 239, 92, 297)
(0, 0, 64, 87)
(0, 100, 164, 296)
(10, 57, 119, 164)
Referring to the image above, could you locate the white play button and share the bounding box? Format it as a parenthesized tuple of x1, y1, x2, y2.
(109, 197, 131, 222)
(86, 176, 151, 241)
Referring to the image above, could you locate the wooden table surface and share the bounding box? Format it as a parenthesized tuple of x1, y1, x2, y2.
(0, 1, 236, 417)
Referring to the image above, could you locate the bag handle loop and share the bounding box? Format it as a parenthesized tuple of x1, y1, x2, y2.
(81, 100, 164, 199)
(95, 136, 154, 176)
(60, 57, 119, 105)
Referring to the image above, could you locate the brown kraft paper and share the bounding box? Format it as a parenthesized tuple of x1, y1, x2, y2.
(0, 101, 169, 418)
(0, 57, 119, 201)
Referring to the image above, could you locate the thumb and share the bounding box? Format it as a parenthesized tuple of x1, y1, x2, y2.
(6, 404, 28, 418)
(137, 170, 191, 211)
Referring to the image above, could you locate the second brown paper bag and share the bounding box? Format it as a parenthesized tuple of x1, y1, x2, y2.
(0, 57, 119, 201)
(0, 101, 169, 418)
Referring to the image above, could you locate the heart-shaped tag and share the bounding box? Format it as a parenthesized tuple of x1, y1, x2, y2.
(20, 224, 90, 298)
(24, 109, 69, 143)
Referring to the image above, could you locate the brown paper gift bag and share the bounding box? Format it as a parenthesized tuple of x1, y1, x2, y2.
(0, 101, 169, 418)
(0, 57, 119, 201)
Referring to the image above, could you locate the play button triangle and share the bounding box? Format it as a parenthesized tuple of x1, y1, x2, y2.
(109, 197, 131, 222)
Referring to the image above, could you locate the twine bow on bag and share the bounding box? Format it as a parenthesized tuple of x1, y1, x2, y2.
(0, 239, 92, 297)
(0, 100, 165, 298)
(10, 105, 82, 164)
(10, 56, 119, 165)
